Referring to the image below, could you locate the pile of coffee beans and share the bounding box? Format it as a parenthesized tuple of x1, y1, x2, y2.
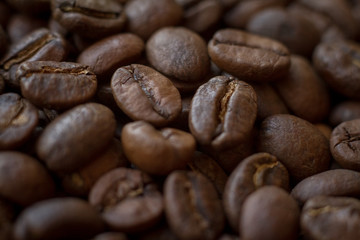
(1, 0, 360, 239)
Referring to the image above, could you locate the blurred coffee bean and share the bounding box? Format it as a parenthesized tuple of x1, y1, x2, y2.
(329, 101, 360, 126)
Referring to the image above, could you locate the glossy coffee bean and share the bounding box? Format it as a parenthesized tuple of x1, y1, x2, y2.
(240, 186, 299, 240)
(329, 101, 360, 127)
(146, 27, 210, 83)
(0, 93, 38, 150)
(313, 40, 360, 100)
(164, 171, 225, 240)
(77, 33, 144, 79)
(122, 121, 195, 175)
(51, 0, 126, 39)
(17, 61, 97, 110)
(36, 103, 116, 173)
(330, 119, 360, 171)
(0, 151, 55, 206)
(257, 114, 330, 182)
(223, 152, 289, 231)
(14, 197, 104, 240)
(291, 169, 360, 205)
(301, 196, 360, 240)
(111, 64, 182, 127)
(89, 168, 163, 232)
(208, 28, 290, 82)
(189, 76, 257, 151)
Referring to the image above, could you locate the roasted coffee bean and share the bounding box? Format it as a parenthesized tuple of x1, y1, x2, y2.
(164, 171, 225, 240)
(93, 232, 128, 240)
(146, 27, 210, 83)
(0, 92, 39, 150)
(240, 186, 300, 240)
(329, 101, 360, 127)
(62, 138, 128, 196)
(0, 151, 55, 206)
(36, 103, 116, 173)
(111, 64, 182, 127)
(51, 0, 126, 39)
(125, 0, 183, 40)
(246, 7, 321, 57)
(0, 28, 68, 87)
(89, 168, 163, 232)
(291, 169, 360, 205)
(223, 152, 289, 231)
(208, 29, 290, 82)
(301, 196, 360, 240)
(122, 121, 195, 175)
(313, 40, 360, 100)
(17, 61, 97, 110)
(330, 118, 360, 171)
(258, 114, 330, 182)
(274, 55, 330, 123)
(14, 197, 104, 240)
(189, 76, 257, 151)
(77, 33, 144, 79)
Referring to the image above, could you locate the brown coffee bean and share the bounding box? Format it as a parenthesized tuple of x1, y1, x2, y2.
(0, 92, 39, 150)
(240, 186, 300, 240)
(164, 171, 225, 240)
(208, 29, 290, 82)
(36, 103, 116, 173)
(121, 121, 195, 175)
(301, 196, 360, 240)
(223, 152, 289, 231)
(189, 76, 257, 151)
(330, 118, 360, 171)
(0, 151, 55, 206)
(77, 33, 144, 79)
(17, 61, 97, 110)
(291, 169, 360, 205)
(89, 168, 163, 232)
(313, 40, 360, 100)
(274, 55, 330, 123)
(146, 27, 210, 83)
(14, 197, 104, 240)
(330, 101, 360, 127)
(61, 138, 128, 196)
(0, 28, 68, 88)
(125, 0, 183, 40)
(257, 114, 330, 182)
(111, 64, 182, 127)
(51, 0, 126, 39)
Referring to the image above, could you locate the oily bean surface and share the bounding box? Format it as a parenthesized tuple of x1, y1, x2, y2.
(111, 64, 181, 127)
(36, 102, 116, 173)
(164, 171, 225, 240)
(18, 61, 97, 110)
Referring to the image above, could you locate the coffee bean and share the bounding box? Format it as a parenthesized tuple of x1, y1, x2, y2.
(189, 75, 257, 151)
(111, 64, 182, 127)
(77, 33, 144, 79)
(258, 114, 330, 182)
(301, 196, 360, 240)
(0, 151, 55, 206)
(17, 61, 97, 110)
(51, 0, 126, 39)
(164, 171, 225, 240)
(313, 40, 360, 100)
(121, 121, 195, 175)
(36, 102, 116, 173)
(208, 29, 290, 82)
(329, 101, 360, 127)
(14, 197, 104, 240)
(146, 27, 210, 83)
(291, 169, 360, 205)
(0, 28, 68, 87)
(0, 92, 39, 150)
(223, 152, 289, 231)
(89, 168, 163, 232)
(330, 118, 360, 171)
(240, 186, 299, 240)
